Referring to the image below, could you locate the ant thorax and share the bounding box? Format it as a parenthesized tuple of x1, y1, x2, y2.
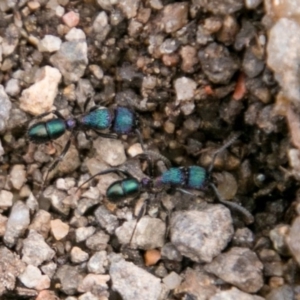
(66, 118, 76, 130)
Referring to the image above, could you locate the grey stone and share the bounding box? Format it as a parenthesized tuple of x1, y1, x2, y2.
(86, 231, 110, 251)
(0, 247, 26, 296)
(5, 78, 20, 97)
(116, 216, 166, 249)
(162, 2, 188, 33)
(9, 164, 26, 190)
(0, 85, 12, 133)
(94, 205, 119, 235)
(192, 0, 244, 15)
(161, 242, 182, 261)
(205, 247, 264, 293)
(70, 247, 89, 264)
(94, 137, 126, 166)
(38, 35, 62, 52)
(88, 251, 108, 274)
(170, 206, 234, 262)
(211, 287, 265, 300)
(50, 41, 88, 84)
(55, 265, 84, 295)
(29, 210, 52, 239)
(18, 265, 50, 290)
(4, 201, 30, 247)
(198, 43, 239, 84)
(118, 0, 139, 18)
(110, 259, 162, 300)
(75, 226, 96, 243)
(22, 230, 55, 266)
(265, 285, 294, 300)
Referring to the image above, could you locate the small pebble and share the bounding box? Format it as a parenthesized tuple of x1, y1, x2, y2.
(5, 78, 20, 97)
(245, 0, 262, 10)
(94, 137, 126, 166)
(18, 265, 50, 290)
(174, 77, 197, 103)
(19, 66, 62, 115)
(110, 259, 162, 300)
(62, 11, 80, 28)
(211, 287, 265, 300)
(77, 274, 110, 294)
(162, 271, 182, 290)
(144, 249, 161, 266)
(86, 231, 110, 251)
(118, 0, 139, 18)
(0, 190, 13, 210)
(29, 210, 51, 239)
(22, 230, 55, 266)
(89, 65, 104, 80)
(88, 251, 108, 274)
(70, 246, 89, 264)
(115, 216, 166, 249)
(170, 206, 234, 263)
(127, 143, 143, 157)
(50, 41, 88, 84)
(50, 219, 70, 240)
(9, 164, 26, 190)
(55, 265, 84, 295)
(4, 201, 30, 247)
(75, 226, 96, 243)
(78, 292, 100, 300)
(162, 2, 188, 33)
(38, 35, 62, 53)
(65, 28, 86, 41)
(205, 247, 264, 293)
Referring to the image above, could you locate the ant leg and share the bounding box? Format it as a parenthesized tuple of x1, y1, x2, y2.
(135, 130, 171, 168)
(135, 129, 145, 151)
(83, 131, 93, 141)
(88, 106, 101, 112)
(134, 129, 155, 177)
(129, 198, 148, 246)
(82, 130, 117, 141)
(144, 150, 172, 169)
(31, 110, 60, 121)
(94, 131, 118, 139)
(83, 95, 94, 113)
(39, 138, 72, 198)
(209, 183, 254, 225)
(76, 168, 134, 193)
(51, 110, 67, 120)
(208, 132, 241, 174)
(176, 188, 194, 196)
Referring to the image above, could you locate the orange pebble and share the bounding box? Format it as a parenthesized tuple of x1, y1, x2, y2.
(233, 72, 246, 101)
(204, 85, 214, 95)
(144, 249, 161, 266)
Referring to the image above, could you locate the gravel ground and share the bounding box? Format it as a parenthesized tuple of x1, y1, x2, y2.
(0, 0, 300, 299)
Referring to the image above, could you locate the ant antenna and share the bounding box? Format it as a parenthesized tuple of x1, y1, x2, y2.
(38, 139, 72, 200)
(208, 132, 241, 174)
(128, 199, 148, 246)
(209, 183, 254, 224)
(75, 168, 133, 194)
(206, 133, 254, 224)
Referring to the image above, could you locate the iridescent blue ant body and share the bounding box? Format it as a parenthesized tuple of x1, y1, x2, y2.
(77, 133, 254, 226)
(28, 106, 136, 144)
(154, 166, 206, 190)
(28, 106, 138, 198)
(78, 166, 207, 203)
